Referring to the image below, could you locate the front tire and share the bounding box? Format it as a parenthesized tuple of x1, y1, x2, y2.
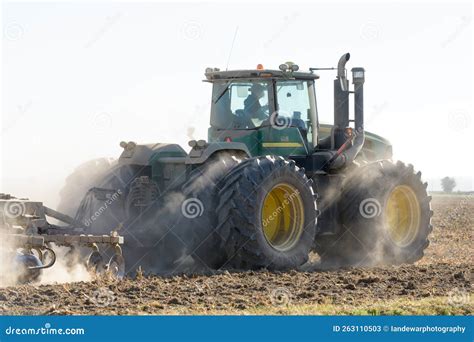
(216, 156, 317, 270)
(180, 152, 242, 269)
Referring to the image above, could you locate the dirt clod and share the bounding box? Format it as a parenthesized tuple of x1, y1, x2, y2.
(344, 284, 357, 290)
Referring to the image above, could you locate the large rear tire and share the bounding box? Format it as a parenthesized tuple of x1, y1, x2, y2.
(314, 160, 432, 266)
(216, 156, 317, 270)
(180, 152, 243, 269)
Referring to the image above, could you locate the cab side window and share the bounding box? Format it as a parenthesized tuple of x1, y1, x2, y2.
(275, 81, 313, 143)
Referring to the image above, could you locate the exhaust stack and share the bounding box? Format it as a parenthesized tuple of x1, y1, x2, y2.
(329, 56, 366, 170)
(333, 53, 350, 149)
(337, 53, 350, 90)
(352, 67, 365, 133)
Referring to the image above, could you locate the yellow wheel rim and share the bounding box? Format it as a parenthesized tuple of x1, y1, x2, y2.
(261, 183, 305, 252)
(384, 185, 421, 247)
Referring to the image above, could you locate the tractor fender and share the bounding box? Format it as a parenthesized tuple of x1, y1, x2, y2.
(118, 142, 187, 166)
(185, 142, 251, 165)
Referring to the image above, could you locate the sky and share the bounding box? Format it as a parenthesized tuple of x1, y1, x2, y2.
(1, 1, 473, 207)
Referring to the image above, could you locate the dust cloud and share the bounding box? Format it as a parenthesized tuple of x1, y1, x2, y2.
(38, 246, 92, 285)
(0, 242, 91, 287)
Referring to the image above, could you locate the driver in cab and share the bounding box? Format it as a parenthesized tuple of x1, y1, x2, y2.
(243, 84, 267, 122)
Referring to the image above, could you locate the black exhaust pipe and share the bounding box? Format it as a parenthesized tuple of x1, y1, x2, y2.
(329, 66, 366, 170)
(337, 53, 350, 88)
(333, 53, 350, 149)
(352, 67, 365, 133)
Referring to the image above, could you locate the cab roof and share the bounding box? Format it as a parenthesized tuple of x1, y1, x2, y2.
(204, 69, 319, 82)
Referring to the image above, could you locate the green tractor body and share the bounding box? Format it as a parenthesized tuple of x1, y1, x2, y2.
(59, 53, 432, 273)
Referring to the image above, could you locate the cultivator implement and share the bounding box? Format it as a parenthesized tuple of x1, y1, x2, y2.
(0, 194, 125, 284)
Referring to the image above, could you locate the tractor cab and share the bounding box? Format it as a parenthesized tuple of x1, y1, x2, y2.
(205, 65, 320, 158)
(205, 54, 367, 175)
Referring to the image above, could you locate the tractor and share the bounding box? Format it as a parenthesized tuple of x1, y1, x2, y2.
(57, 53, 432, 273)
